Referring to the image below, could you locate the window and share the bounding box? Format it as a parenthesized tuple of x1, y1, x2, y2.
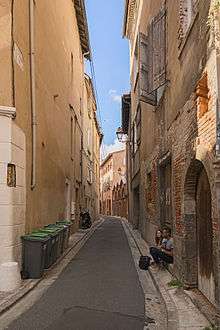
(133, 39, 139, 90)
(138, 32, 156, 105)
(132, 106, 141, 155)
(137, 6, 166, 105)
(135, 106, 141, 145)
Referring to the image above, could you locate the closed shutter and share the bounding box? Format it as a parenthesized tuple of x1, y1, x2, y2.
(152, 8, 166, 91)
(131, 125, 134, 155)
(136, 106, 141, 144)
(139, 32, 157, 106)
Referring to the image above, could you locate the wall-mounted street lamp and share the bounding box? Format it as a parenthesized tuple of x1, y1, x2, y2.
(116, 127, 129, 143)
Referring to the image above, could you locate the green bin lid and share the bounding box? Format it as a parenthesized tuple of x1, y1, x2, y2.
(30, 232, 50, 238)
(22, 234, 49, 241)
(44, 225, 63, 231)
(57, 221, 72, 225)
(39, 229, 61, 238)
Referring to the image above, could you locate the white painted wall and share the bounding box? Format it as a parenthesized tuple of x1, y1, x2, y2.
(0, 107, 26, 266)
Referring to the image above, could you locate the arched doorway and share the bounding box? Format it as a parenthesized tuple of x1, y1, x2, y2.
(184, 160, 215, 304)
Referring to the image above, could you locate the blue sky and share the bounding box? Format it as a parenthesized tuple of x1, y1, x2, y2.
(85, 0, 130, 155)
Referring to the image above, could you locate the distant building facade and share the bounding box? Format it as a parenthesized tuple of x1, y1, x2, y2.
(82, 74, 102, 221)
(112, 180, 128, 219)
(100, 149, 127, 216)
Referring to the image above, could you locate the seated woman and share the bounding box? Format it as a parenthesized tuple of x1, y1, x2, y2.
(155, 229, 163, 248)
(150, 227, 173, 268)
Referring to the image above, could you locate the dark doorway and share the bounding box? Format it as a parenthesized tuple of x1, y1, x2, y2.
(196, 167, 214, 303)
(160, 160, 172, 228)
(183, 160, 215, 303)
(133, 187, 140, 229)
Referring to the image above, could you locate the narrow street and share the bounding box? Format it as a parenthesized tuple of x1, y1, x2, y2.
(4, 218, 147, 330)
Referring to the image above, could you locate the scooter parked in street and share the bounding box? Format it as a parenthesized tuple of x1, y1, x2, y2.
(80, 210, 92, 229)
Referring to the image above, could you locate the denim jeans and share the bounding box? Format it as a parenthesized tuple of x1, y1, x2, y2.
(150, 247, 173, 264)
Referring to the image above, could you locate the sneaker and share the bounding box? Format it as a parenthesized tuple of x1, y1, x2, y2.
(150, 263, 160, 271)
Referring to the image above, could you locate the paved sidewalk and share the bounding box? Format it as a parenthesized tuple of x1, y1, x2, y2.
(122, 219, 211, 329)
(4, 217, 146, 330)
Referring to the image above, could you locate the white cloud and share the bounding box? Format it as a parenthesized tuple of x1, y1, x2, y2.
(109, 89, 117, 95)
(112, 95, 121, 103)
(108, 89, 121, 104)
(101, 138, 125, 161)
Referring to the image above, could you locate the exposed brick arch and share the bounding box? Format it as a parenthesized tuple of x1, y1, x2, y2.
(183, 159, 213, 288)
(184, 160, 203, 218)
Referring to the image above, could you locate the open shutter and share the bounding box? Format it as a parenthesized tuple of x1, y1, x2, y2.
(139, 32, 157, 106)
(152, 8, 166, 91)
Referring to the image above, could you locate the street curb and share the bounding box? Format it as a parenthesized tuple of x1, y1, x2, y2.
(122, 219, 211, 329)
(0, 218, 105, 317)
(147, 266, 178, 330)
(121, 219, 168, 330)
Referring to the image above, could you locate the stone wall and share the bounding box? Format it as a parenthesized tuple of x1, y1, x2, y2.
(124, 0, 220, 307)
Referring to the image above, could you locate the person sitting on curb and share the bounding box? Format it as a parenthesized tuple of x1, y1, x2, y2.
(150, 227, 174, 269)
(155, 229, 163, 247)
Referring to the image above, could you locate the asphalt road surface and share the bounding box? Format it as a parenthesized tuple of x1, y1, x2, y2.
(6, 218, 145, 330)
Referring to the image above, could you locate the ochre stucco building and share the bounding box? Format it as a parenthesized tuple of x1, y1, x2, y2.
(122, 0, 220, 312)
(82, 74, 102, 222)
(0, 0, 101, 266)
(100, 149, 127, 216)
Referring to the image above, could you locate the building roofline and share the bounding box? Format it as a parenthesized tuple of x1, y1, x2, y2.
(100, 153, 113, 167)
(123, 0, 129, 37)
(74, 0, 91, 60)
(122, 0, 136, 39)
(100, 149, 125, 167)
(84, 73, 103, 140)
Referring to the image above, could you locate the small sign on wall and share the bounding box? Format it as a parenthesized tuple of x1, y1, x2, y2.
(7, 164, 16, 187)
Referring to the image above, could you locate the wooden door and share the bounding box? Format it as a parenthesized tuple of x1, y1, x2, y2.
(164, 163, 172, 226)
(160, 162, 172, 227)
(196, 168, 215, 304)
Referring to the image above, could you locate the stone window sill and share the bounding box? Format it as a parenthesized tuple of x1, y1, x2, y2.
(178, 12, 199, 59)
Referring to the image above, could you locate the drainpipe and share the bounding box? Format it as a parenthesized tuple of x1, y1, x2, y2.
(11, 0, 15, 107)
(29, 0, 36, 189)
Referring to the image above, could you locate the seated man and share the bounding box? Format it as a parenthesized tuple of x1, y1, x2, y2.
(150, 227, 173, 268)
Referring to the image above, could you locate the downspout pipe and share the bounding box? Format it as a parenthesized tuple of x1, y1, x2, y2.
(29, 0, 36, 189)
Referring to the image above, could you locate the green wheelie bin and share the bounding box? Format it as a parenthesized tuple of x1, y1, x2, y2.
(21, 232, 50, 279)
(43, 225, 64, 258)
(39, 227, 60, 265)
(56, 221, 72, 250)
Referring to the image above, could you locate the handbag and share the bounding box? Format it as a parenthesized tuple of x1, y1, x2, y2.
(139, 255, 151, 270)
(128, 227, 151, 270)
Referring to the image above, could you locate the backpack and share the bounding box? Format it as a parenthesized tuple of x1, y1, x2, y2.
(139, 255, 151, 270)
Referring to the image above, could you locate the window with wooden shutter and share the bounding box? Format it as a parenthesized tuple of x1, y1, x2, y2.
(131, 125, 135, 156)
(139, 32, 157, 106)
(152, 8, 166, 91)
(133, 39, 139, 90)
(135, 105, 141, 145)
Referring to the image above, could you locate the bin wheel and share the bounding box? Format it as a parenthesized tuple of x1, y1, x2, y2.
(21, 270, 29, 280)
